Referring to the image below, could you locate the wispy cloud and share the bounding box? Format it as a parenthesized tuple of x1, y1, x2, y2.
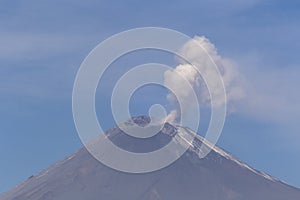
(237, 64, 300, 125)
(0, 32, 98, 61)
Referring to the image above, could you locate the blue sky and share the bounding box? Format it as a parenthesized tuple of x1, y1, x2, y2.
(1, 0, 300, 193)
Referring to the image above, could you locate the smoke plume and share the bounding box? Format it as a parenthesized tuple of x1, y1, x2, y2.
(164, 36, 244, 122)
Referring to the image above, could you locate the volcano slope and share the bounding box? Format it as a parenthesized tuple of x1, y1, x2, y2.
(1, 116, 300, 200)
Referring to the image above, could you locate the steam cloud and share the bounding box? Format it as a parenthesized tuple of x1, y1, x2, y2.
(164, 36, 244, 122)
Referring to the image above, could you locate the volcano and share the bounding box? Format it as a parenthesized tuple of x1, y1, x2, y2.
(1, 116, 300, 200)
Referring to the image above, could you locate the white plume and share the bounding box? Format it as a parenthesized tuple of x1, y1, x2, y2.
(164, 36, 244, 122)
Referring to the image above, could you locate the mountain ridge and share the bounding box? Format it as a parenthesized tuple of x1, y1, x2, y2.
(1, 116, 300, 200)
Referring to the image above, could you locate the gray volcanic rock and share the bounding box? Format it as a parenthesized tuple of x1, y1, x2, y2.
(1, 116, 300, 200)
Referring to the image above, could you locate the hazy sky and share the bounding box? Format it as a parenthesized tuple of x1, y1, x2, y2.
(1, 0, 300, 193)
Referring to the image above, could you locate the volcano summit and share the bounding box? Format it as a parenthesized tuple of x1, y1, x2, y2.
(1, 116, 300, 200)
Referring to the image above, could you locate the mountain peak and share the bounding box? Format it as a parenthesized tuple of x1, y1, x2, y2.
(116, 115, 177, 138)
(127, 115, 152, 126)
(1, 118, 300, 200)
